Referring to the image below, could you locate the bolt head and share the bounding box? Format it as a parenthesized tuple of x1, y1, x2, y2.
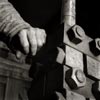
(67, 25, 85, 44)
(65, 68, 86, 89)
(89, 38, 100, 56)
(75, 69, 86, 83)
(95, 38, 100, 51)
(71, 68, 86, 88)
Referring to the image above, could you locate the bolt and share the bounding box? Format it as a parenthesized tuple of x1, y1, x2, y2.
(89, 38, 100, 56)
(65, 68, 86, 89)
(76, 27, 84, 37)
(96, 39, 100, 51)
(67, 25, 85, 44)
(75, 69, 86, 83)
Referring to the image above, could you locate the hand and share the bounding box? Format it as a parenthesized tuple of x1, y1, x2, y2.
(11, 27, 46, 58)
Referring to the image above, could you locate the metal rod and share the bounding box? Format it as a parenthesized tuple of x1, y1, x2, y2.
(62, 0, 76, 26)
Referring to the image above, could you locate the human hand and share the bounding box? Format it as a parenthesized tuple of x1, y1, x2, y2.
(11, 27, 46, 58)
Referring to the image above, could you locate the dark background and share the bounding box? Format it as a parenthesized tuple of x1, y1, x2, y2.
(76, 0, 100, 39)
(9, 0, 100, 39)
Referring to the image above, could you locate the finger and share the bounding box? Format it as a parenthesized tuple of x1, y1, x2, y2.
(16, 50, 22, 59)
(41, 29, 47, 44)
(28, 28, 37, 56)
(35, 28, 44, 47)
(19, 30, 29, 54)
(35, 28, 46, 48)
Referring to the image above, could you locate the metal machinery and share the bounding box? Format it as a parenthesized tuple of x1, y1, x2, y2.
(56, 0, 100, 99)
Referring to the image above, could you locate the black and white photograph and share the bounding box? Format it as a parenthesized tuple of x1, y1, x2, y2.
(0, 0, 99, 100)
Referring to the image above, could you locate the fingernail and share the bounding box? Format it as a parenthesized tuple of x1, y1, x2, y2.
(16, 51, 22, 59)
(24, 47, 29, 54)
(43, 39, 46, 44)
(43, 37, 46, 44)
(32, 51, 36, 56)
(31, 48, 37, 56)
(38, 40, 43, 46)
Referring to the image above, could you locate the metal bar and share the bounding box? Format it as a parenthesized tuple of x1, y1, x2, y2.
(62, 0, 76, 26)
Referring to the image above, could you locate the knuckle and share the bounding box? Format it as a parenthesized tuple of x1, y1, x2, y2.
(37, 28, 45, 33)
(44, 33, 47, 38)
(41, 29, 45, 33)
(18, 31, 23, 37)
(19, 29, 27, 35)
(41, 29, 46, 35)
(30, 37, 37, 44)
(29, 29, 36, 36)
(18, 30, 27, 40)
(42, 30, 47, 37)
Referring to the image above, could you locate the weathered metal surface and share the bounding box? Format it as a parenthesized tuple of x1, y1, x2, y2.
(87, 56, 100, 80)
(64, 23, 100, 62)
(56, 47, 65, 64)
(62, 0, 76, 26)
(65, 68, 86, 89)
(66, 90, 86, 100)
(67, 25, 86, 44)
(65, 45, 83, 70)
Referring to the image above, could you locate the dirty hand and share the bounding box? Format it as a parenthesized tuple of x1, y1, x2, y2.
(11, 27, 46, 58)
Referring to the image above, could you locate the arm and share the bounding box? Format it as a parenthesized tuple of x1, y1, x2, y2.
(0, 0, 46, 58)
(0, 0, 30, 39)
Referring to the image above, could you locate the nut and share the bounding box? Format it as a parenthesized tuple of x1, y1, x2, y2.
(89, 38, 100, 56)
(67, 25, 85, 44)
(65, 68, 86, 89)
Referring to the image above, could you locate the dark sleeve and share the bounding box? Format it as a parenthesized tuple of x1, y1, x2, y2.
(0, 0, 30, 40)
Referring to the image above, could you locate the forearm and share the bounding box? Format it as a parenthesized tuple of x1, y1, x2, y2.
(0, 0, 30, 39)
